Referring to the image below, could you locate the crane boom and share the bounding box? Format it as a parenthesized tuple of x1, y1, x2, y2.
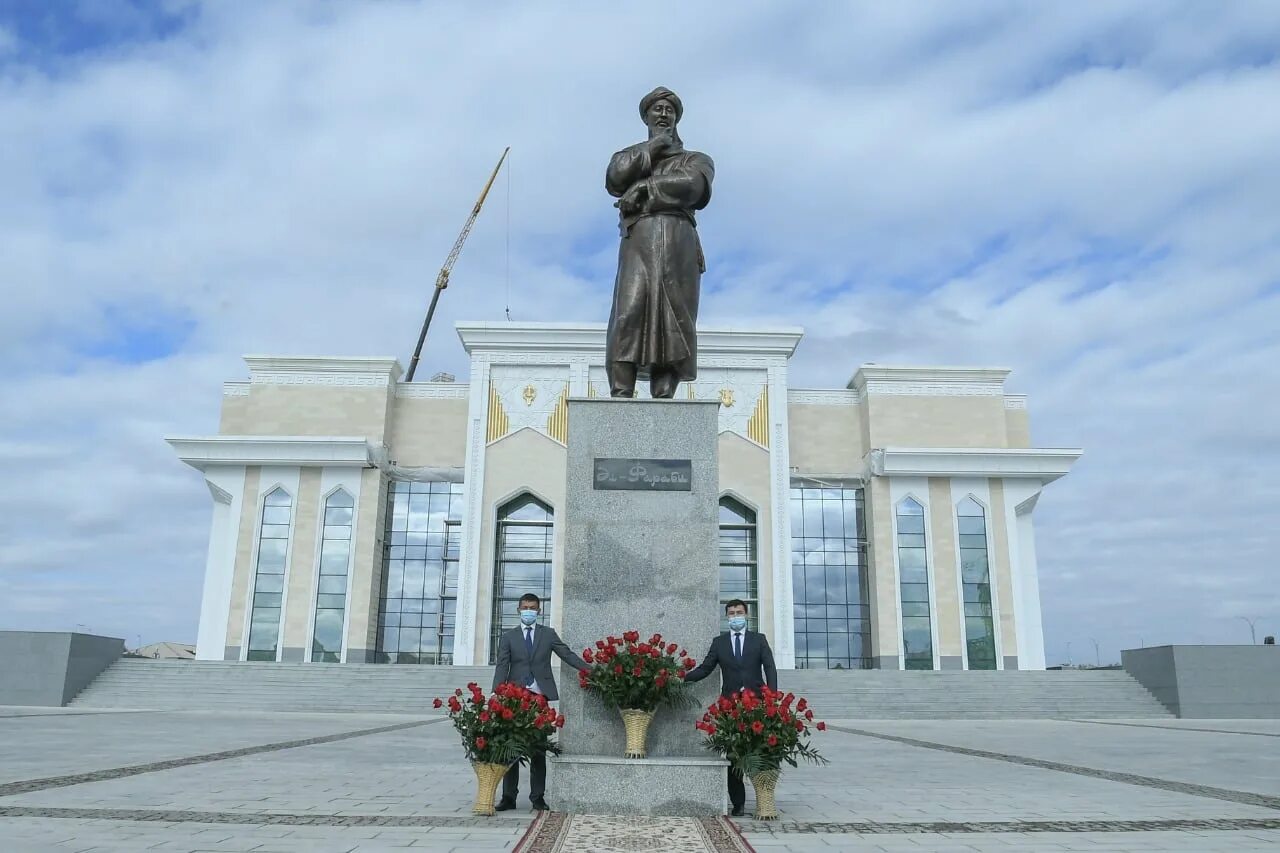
(405, 146, 510, 382)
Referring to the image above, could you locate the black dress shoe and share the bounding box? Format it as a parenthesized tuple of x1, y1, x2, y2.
(494, 799, 517, 812)
(730, 805, 745, 817)
(530, 798, 550, 811)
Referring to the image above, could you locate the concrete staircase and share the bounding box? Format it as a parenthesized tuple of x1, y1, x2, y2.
(71, 660, 1171, 718)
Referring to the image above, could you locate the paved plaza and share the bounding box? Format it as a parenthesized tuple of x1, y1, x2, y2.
(1, 707, 1278, 852)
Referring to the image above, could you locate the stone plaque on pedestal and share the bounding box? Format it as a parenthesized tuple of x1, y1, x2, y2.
(550, 398, 727, 816)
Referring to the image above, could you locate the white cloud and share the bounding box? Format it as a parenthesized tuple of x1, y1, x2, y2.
(1, 1, 1277, 660)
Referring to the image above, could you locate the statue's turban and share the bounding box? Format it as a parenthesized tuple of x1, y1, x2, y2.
(639, 86, 683, 122)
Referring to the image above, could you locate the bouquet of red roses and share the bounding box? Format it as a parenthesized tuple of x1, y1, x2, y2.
(577, 630, 698, 712)
(433, 681, 565, 766)
(434, 682, 567, 815)
(696, 686, 826, 818)
(577, 630, 699, 758)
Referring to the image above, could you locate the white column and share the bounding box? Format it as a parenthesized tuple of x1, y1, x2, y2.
(766, 360, 796, 668)
(1002, 481, 1046, 670)
(453, 356, 492, 665)
(196, 467, 245, 660)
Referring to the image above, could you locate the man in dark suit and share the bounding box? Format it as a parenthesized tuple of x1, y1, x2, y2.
(492, 592, 589, 812)
(683, 598, 778, 816)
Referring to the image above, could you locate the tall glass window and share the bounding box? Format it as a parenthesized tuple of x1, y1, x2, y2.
(790, 485, 870, 669)
(896, 497, 934, 670)
(311, 489, 354, 662)
(376, 481, 463, 664)
(247, 487, 291, 662)
(719, 497, 759, 629)
(489, 495, 555, 664)
(957, 497, 997, 670)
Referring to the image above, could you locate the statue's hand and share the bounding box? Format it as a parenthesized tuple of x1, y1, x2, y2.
(648, 133, 676, 159)
(616, 181, 648, 215)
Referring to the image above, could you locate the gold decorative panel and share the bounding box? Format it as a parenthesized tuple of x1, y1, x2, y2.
(546, 385, 569, 444)
(487, 383, 510, 443)
(747, 387, 770, 448)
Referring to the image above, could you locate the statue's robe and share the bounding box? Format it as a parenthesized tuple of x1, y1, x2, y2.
(605, 143, 715, 383)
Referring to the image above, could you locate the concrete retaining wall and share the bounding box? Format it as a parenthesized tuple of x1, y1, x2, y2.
(0, 632, 125, 706)
(1122, 644, 1280, 718)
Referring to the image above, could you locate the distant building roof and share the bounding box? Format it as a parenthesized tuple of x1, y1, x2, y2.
(134, 642, 195, 660)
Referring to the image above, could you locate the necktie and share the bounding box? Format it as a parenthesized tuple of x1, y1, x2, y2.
(734, 632, 742, 660)
(524, 628, 535, 685)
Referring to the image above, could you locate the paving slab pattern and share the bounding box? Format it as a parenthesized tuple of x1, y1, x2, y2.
(1, 710, 1278, 852)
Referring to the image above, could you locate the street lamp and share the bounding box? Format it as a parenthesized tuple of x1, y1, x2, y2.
(1066, 641, 1073, 667)
(1090, 637, 1101, 667)
(1238, 616, 1258, 645)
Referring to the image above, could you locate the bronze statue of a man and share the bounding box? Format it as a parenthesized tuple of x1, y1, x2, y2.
(605, 86, 715, 398)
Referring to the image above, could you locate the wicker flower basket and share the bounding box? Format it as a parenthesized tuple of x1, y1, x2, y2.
(749, 768, 781, 820)
(471, 761, 510, 815)
(619, 708, 655, 758)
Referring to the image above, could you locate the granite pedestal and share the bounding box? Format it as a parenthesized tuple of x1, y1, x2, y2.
(550, 398, 727, 816)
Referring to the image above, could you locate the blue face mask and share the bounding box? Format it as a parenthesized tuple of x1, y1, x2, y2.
(728, 616, 747, 632)
(519, 610, 539, 626)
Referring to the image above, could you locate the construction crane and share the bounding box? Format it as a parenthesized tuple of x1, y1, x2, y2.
(405, 146, 510, 382)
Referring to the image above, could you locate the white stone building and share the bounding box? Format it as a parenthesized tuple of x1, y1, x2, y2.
(170, 322, 1078, 671)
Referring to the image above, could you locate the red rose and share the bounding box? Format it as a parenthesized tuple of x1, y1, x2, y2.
(676, 669, 686, 678)
(583, 649, 594, 662)
(705, 724, 716, 735)
(448, 697, 461, 712)
(768, 735, 778, 747)
(501, 708, 514, 720)
(534, 717, 545, 728)
(737, 722, 746, 732)
(816, 722, 826, 731)
(478, 711, 491, 722)
(632, 665, 644, 676)
(796, 698, 807, 712)
(794, 720, 804, 731)
(805, 709, 814, 720)
(596, 640, 606, 650)
(667, 643, 678, 654)
(475, 736, 486, 750)
(751, 720, 764, 735)
(614, 665, 623, 674)
(432, 698, 443, 708)
(683, 657, 696, 669)
(555, 716, 565, 728)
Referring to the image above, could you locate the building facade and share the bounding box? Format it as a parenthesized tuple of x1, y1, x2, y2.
(170, 322, 1079, 671)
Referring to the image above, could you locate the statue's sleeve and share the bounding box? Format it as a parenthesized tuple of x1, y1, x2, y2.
(644, 153, 715, 212)
(606, 144, 653, 198)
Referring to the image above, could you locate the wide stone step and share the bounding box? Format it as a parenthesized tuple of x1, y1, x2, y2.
(71, 660, 1171, 718)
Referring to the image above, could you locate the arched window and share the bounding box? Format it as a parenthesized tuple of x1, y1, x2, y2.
(489, 495, 554, 664)
(789, 484, 870, 669)
(377, 481, 464, 664)
(957, 497, 997, 670)
(247, 487, 291, 661)
(719, 497, 759, 629)
(311, 489, 353, 662)
(896, 497, 933, 670)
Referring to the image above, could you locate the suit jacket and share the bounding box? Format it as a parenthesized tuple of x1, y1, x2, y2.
(684, 630, 778, 698)
(492, 623, 588, 701)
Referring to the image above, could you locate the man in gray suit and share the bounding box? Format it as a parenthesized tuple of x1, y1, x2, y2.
(492, 593, 589, 811)
(683, 598, 778, 816)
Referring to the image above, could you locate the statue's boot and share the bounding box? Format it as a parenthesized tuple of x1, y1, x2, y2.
(608, 361, 638, 398)
(650, 367, 679, 399)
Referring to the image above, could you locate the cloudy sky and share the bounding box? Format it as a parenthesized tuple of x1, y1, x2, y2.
(2, 1, 1277, 664)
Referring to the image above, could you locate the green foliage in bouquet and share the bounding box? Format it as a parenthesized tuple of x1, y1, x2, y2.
(434, 681, 565, 766)
(577, 630, 698, 712)
(696, 686, 829, 777)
